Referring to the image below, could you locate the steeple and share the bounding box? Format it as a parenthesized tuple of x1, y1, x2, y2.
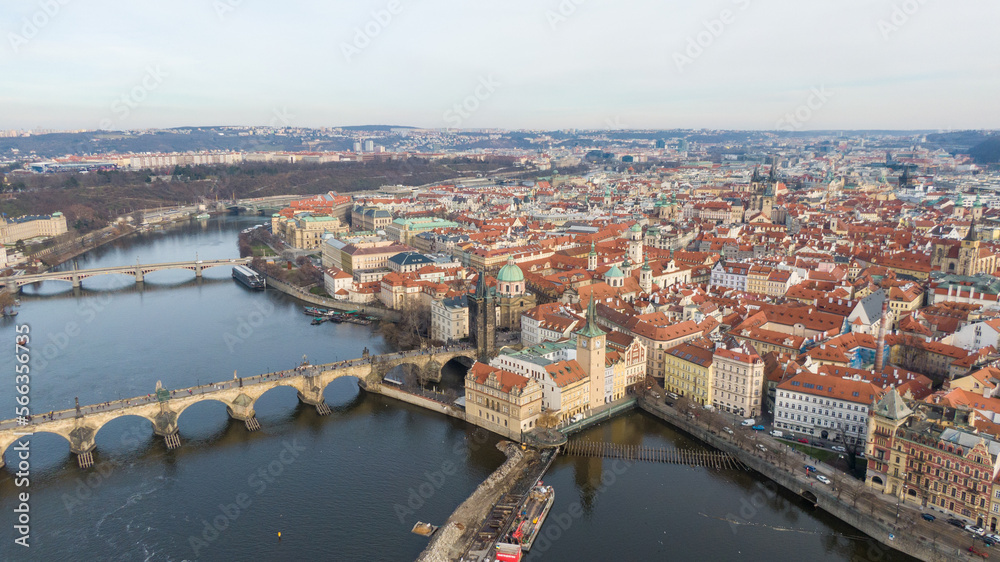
(965, 216, 978, 242)
(587, 240, 597, 271)
(576, 296, 605, 338)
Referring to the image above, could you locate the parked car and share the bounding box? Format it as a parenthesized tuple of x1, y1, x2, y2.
(667, 392, 679, 400)
(985, 532, 1000, 543)
(921, 513, 936, 522)
(570, 413, 584, 423)
(804, 465, 817, 472)
(741, 419, 755, 427)
(723, 427, 734, 435)
(811, 441, 822, 447)
(948, 518, 967, 528)
(815, 475, 831, 485)
(756, 444, 767, 452)
(752, 425, 765, 431)
(966, 524, 986, 536)
(831, 445, 846, 452)
(797, 438, 809, 444)
(769, 430, 783, 438)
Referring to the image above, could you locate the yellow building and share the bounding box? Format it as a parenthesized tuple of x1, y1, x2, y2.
(746, 264, 772, 295)
(271, 213, 348, 249)
(0, 212, 68, 244)
(465, 362, 543, 440)
(663, 341, 715, 405)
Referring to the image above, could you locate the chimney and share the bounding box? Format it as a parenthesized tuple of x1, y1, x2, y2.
(874, 297, 889, 373)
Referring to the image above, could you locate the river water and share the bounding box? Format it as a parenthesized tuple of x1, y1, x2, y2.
(0, 216, 913, 561)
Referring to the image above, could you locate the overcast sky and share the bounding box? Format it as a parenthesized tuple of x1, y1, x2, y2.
(2, 0, 997, 131)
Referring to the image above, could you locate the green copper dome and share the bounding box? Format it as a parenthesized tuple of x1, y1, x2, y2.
(605, 264, 624, 278)
(497, 257, 524, 283)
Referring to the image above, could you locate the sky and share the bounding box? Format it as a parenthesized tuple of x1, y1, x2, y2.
(2, 0, 998, 131)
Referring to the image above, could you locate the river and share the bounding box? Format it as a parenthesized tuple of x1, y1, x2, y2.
(0, 216, 913, 561)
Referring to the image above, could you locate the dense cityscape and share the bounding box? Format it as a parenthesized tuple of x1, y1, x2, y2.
(4, 1, 1000, 561)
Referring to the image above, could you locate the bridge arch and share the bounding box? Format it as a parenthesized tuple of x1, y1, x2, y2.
(1, 430, 73, 471)
(92, 414, 159, 449)
(801, 490, 818, 505)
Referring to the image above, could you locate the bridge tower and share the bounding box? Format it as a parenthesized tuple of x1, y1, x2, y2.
(468, 269, 496, 362)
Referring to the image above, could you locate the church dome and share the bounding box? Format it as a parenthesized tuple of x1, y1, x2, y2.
(605, 264, 624, 278)
(497, 259, 524, 283)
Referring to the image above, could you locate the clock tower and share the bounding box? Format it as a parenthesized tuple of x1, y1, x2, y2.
(576, 296, 606, 409)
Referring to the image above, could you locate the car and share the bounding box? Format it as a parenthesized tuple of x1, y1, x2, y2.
(948, 518, 967, 528)
(703, 404, 715, 411)
(756, 444, 767, 452)
(570, 413, 584, 423)
(769, 430, 783, 438)
(815, 475, 831, 485)
(723, 427, 734, 435)
(804, 465, 817, 472)
(667, 392, 679, 400)
(966, 524, 986, 536)
(665, 401, 675, 407)
(986, 532, 1000, 543)
(811, 441, 822, 447)
(741, 419, 755, 426)
(752, 425, 765, 431)
(921, 513, 936, 522)
(797, 438, 809, 444)
(831, 445, 846, 452)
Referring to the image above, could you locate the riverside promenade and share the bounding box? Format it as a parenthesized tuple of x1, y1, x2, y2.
(638, 396, 973, 562)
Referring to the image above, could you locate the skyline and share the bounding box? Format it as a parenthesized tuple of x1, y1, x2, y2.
(3, 0, 1000, 131)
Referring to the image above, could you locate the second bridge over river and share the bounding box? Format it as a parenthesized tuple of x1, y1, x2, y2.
(0, 346, 475, 469)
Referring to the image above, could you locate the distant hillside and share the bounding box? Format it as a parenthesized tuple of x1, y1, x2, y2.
(969, 137, 1000, 164)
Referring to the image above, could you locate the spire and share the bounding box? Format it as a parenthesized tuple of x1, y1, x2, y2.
(576, 296, 605, 338)
(965, 216, 978, 242)
(589, 240, 596, 256)
(642, 256, 651, 271)
(875, 297, 889, 373)
(474, 268, 488, 299)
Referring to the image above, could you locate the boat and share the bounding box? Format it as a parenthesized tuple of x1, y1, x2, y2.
(303, 306, 328, 316)
(194, 213, 211, 220)
(410, 522, 438, 537)
(310, 317, 325, 325)
(509, 484, 554, 552)
(232, 265, 265, 290)
(494, 543, 523, 562)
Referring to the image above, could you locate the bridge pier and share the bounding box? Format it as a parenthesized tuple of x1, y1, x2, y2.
(152, 408, 182, 450)
(296, 376, 331, 415)
(71, 272, 81, 289)
(135, 267, 144, 284)
(68, 425, 98, 469)
(195, 263, 202, 278)
(227, 394, 260, 431)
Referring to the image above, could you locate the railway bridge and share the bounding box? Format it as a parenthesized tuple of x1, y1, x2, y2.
(0, 347, 475, 469)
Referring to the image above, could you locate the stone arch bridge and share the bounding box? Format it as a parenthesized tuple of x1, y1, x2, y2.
(3, 258, 252, 292)
(0, 347, 475, 469)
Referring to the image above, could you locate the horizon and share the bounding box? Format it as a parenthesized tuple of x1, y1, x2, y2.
(4, 0, 999, 131)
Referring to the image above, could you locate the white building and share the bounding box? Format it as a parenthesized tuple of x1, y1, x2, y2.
(774, 371, 882, 445)
(712, 343, 765, 418)
(709, 260, 749, 292)
(431, 295, 469, 343)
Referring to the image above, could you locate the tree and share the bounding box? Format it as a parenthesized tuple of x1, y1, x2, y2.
(377, 300, 432, 351)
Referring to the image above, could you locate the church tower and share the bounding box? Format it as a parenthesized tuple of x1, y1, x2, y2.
(588, 241, 598, 271)
(627, 223, 643, 264)
(576, 297, 606, 409)
(973, 194, 985, 221)
(958, 217, 981, 276)
(469, 269, 496, 361)
(640, 257, 653, 294)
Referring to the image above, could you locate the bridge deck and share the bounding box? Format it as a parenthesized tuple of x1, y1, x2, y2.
(562, 440, 749, 470)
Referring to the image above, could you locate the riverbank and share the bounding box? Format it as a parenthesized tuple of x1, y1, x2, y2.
(417, 442, 543, 562)
(637, 397, 962, 562)
(257, 271, 400, 321)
